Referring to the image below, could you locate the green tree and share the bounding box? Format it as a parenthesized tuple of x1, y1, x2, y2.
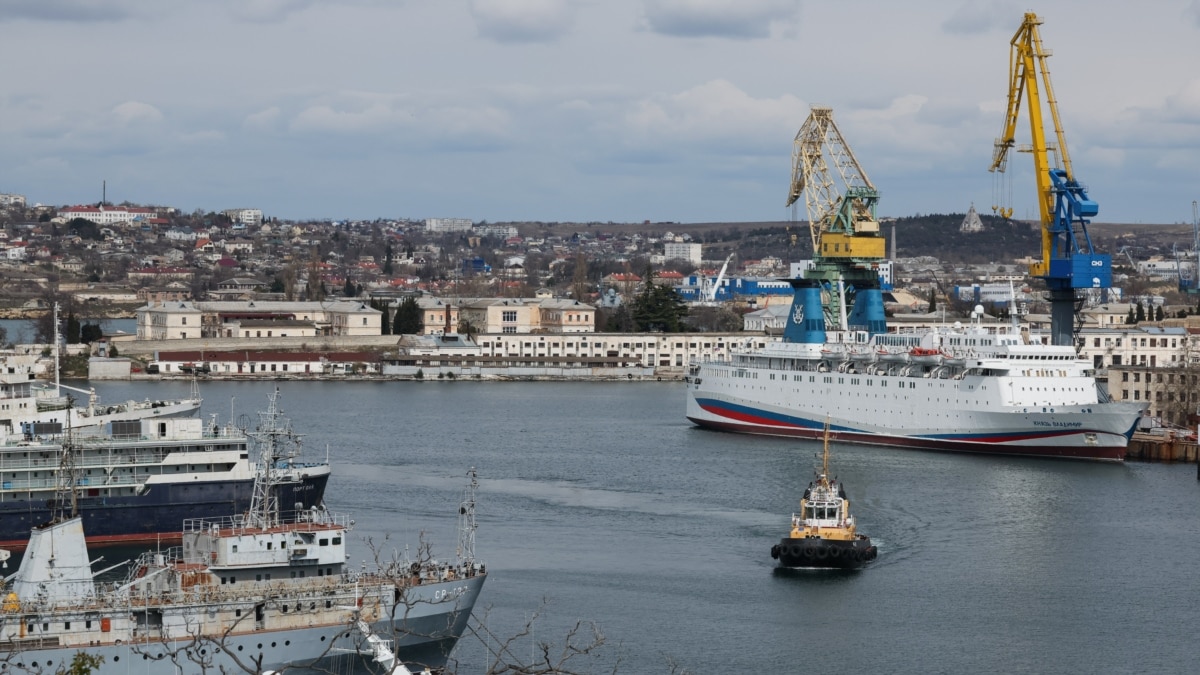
(66, 311, 81, 344)
(631, 274, 688, 332)
(928, 287, 937, 314)
(80, 323, 104, 343)
(342, 276, 355, 297)
(1135, 301, 1146, 323)
(107, 343, 118, 358)
(1154, 305, 1164, 322)
(393, 297, 423, 335)
(67, 217, 103, 241)
(1126, 306, 1136, 325)
(383, 244, 394, 275)
(377, 299, 392, 335)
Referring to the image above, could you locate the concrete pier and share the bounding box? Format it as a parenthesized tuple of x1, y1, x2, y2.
(1125, 433, 1199, 464)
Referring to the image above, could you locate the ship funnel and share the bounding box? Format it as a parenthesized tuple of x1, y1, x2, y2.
(783, 279, 826, 344)
(847, 283, 886, 337)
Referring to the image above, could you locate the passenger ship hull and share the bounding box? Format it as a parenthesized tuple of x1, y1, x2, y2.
(686, 374, 1144, 461)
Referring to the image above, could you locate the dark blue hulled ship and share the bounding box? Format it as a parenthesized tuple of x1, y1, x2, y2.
(0, 414, 328, 550)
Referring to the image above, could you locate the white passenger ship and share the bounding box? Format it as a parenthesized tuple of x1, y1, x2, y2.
(686, 281, 1146, 460)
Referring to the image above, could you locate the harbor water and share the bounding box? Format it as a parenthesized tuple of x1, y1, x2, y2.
(50, 380, 1200, 673)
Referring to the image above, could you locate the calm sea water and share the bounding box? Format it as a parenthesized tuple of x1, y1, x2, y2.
(51, 379, 1200, 673)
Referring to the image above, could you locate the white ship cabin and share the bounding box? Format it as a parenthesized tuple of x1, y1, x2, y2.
(794, 484, 854, 534)
(181, 512, 350, 585)
(0, 418, 250, 502)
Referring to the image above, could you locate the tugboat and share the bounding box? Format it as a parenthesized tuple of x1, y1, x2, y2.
(771, 420, 877, 569)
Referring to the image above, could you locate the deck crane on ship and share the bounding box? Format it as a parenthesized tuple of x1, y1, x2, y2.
(785, 106, 887, 334)
(988, 13, 1112, 347)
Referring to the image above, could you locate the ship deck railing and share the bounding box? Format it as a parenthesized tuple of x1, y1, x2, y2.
(1, 427, 246, 451)
(5, 561, 486, 617)
(183, 510, 353, 534)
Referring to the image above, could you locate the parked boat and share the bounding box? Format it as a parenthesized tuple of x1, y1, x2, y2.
(771, 421, 876, 569)
(0, 407, 328, 550)
(686, 278, 1146, 460)
(0, 390, 485, 674)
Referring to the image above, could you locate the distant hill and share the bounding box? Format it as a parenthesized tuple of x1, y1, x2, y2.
(510, 215, 1197, 265)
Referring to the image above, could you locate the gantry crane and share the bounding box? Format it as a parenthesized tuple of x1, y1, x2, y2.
(988, 13, 1111, 346)
(786, 106, 886, 330)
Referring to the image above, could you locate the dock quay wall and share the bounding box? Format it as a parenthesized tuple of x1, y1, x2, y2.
(1126, 433, 1200, 464)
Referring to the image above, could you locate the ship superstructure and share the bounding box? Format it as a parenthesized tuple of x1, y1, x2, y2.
(0, 352, 201, 440)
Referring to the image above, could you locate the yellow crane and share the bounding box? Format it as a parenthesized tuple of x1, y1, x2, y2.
(988, 13, 1110, 346)
(786, 106, 886, 329)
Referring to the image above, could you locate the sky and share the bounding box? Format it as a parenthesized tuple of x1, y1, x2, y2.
(2, 0, 1200, 226)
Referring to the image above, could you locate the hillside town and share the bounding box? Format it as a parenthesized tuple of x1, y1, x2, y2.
(3, 193, 1200, 430)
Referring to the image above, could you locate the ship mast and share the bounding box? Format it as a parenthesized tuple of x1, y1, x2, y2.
(456, 467, 479, 564)
(246, 388, 301, 529)
(52, 412, 80, 524)
(819, 416, 832, 490)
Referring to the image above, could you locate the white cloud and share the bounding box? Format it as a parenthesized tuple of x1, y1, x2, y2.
(624, 80, 807, 148)
(244, 107, 283, 130)
(291, 102, 401, 134)
(1161, 79, 1200, 124)
(111, 101, 164, 126)
(640, 0, 800, 39)
(470, 0, 575, 43)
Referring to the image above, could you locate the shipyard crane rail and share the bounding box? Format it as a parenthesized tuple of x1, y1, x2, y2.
(988, 12, 1111, 346)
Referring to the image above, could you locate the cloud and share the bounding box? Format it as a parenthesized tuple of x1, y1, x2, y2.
(291, 102, 401, 134)
(1188, 1, 1200, 28)
(469, 0, 575, 43)
(623, 79, 807, 152)
(226, 0, 316, 23)
(111, 101, 164, 126)
(287, 93, 513, 149)
(1161, 79, 1200, 124)
(244, 107, 283, 130)
(640, 0, 800, 39)
(941, 0, 1020, 35)
(0, 0, 146, 23)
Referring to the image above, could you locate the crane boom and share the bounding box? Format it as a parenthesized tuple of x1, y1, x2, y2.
(786, 107, 882, 257)
(988, 13, 1111, 346)
(785, 106, 887, 332)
